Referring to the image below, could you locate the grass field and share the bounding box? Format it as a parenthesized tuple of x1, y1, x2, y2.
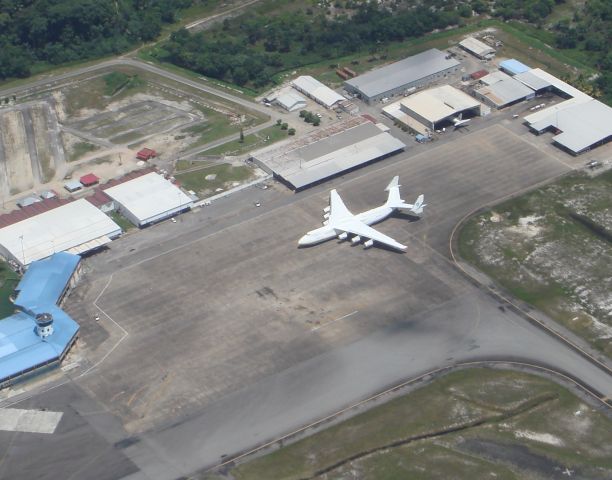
(202, 368, 612, 480)
(63, 67, 150, 115)
(200, 125, 289, 157)
(109, 211, 135, 232)
(0, 261, 19, 319)
(175, 163, 254, 195)
(68, 142, 100, 162)
(179, 112, 239, 150)
(458, 171, 612, 357)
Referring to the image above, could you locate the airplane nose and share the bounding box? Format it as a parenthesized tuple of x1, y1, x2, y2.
(298, 235, 309, 246)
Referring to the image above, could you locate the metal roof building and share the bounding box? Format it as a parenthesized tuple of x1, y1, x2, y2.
(292, 76, 345, 109)
(499, 59, 530, 76)
(0, 253, 80, 386)
(104, 172, 193, 227)
(394, 85, 482, 130)
(522, 69, 612, 154)
(251, 117, 405, 191)
(0, 199, 122, 267)
(344, 49, 460, 103)
(474, 71, 535, 108)
(275, 92, 307, 112)
(459, 37, 495, 59)
(514, 70, 552, 92)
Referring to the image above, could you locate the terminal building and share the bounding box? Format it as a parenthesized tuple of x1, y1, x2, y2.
(251, 116, 405, 191)
(0, 253, 81, 387)
(383, 85, 484, 133)
(343, 49, 460, 103)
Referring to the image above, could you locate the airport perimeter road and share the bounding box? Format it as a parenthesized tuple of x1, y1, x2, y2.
(0, 58, 270, 116)
(2, 124, 610, 480)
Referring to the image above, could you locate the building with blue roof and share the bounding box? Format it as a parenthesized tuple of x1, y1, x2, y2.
(499, 59, 530, 76)
(0, 252, 81, 387)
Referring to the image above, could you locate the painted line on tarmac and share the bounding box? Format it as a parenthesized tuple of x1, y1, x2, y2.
(78, 273, 129, 379)
(311, 311, 359, 332)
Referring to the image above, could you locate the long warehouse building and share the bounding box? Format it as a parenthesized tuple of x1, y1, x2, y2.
(344, 49, 460, 103)
(0, 199, 121, 267)
(251, 116, 405, 191)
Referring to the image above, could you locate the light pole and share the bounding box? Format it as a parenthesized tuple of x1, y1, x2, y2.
(19, 234, 25, 267)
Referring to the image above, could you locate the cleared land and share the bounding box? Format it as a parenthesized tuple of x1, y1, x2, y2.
(175, 163, 255, 195)
(459, 170, 612, 357)
(30, 103, 55, 181)
(68, 100, 197, 144)
(215, 368, 612, 480)
(0, 109, 34, 193)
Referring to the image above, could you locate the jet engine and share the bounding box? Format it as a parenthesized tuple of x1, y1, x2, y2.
(351, 235, 361, 245)
(363, 239, 374, 248)
(323, 206, 331, 213)
(323, 212, 330, 219)
(323, 220, 329, 225)
(338, 232, 348, 241)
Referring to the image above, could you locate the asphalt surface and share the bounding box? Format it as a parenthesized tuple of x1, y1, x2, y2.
(0, 59, 270, 118)
(3, 121, 611, 480)
(1, 55, 611, 480)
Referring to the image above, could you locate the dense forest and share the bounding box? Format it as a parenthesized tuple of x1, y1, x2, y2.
(153, 0, 611, 102)
(0, 0, 196, 79)
(156, 2, 464, 88)
(1, 0, 610, 103)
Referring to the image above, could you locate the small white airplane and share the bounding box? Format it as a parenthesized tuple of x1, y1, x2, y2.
(452, 113, 470, 128)
(298, 176, 425, 252)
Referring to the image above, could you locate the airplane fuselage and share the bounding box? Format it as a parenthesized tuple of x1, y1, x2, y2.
(298, 205, 393, 246)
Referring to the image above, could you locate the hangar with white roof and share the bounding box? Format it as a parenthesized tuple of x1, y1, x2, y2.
(104, 172, 194, 227)
(383, 85, 483, 131)
(292, 76, 345, 109)
(251, 116, 405, 191)
(0, 199, 121, 267)
(343, 49, 460, 103)
(521, 68, 612, 155)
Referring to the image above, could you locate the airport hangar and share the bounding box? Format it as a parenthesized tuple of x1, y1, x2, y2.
(382, 85, 484, 133)
(0, 199, 121, 268)
(518, 68, 612, 155)
(103, 171, 194, 228)
(251, 116, 406, 191)
(343, 48, 461, 103)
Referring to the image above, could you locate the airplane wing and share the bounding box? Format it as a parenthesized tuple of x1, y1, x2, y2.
(335, 218, 407, 251)
(328, 189, 354, 223)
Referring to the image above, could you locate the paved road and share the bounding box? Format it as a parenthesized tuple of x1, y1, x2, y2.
(0, 58, 270, 117)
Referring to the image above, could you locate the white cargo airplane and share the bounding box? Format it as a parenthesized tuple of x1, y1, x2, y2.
(298, 177, 425, 252)
(452, 113, 470, 128)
